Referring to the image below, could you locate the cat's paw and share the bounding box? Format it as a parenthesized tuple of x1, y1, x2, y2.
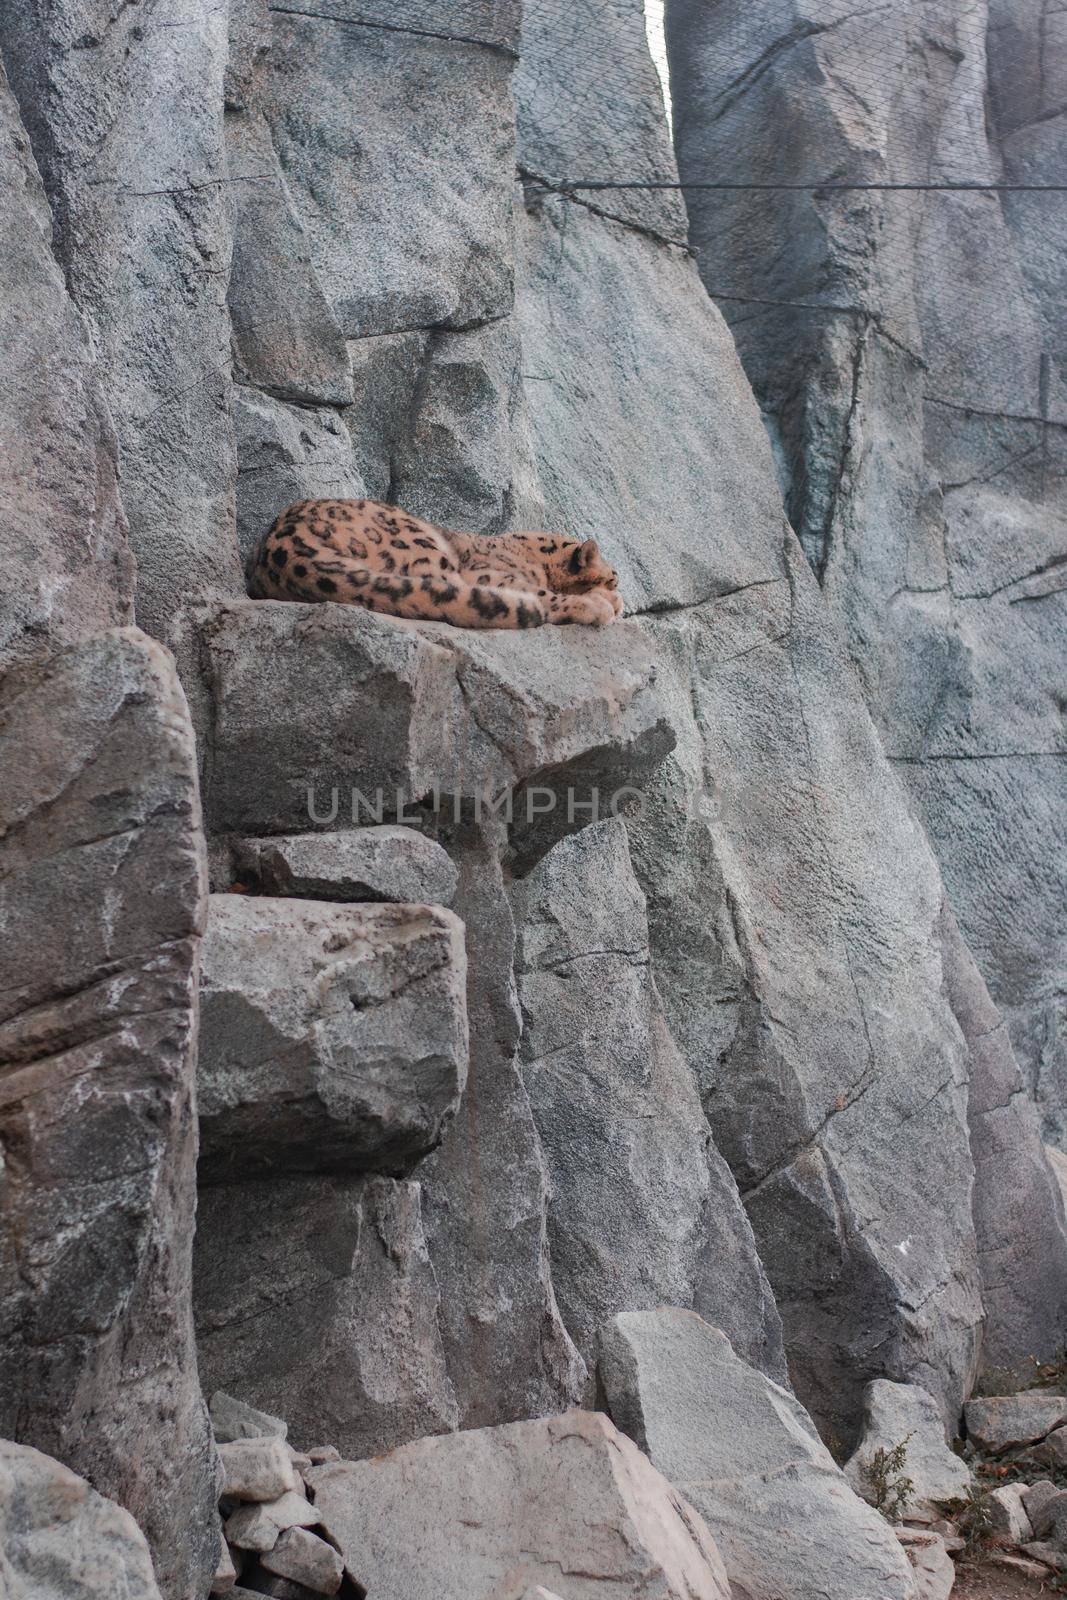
(551, 590, 617, 626)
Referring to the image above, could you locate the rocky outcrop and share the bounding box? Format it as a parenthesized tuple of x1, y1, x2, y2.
(233, 827, 459, 905)
(665, 0, 1067, 1152)
(604, 1312, 915, 1600)
(197, 894, 468, 1180)
(600, 1308, 915, 1600)
(940, 904, 1067, 1378)
(844, 1380, 972, 1518)
(0, 1439, 163, 1600)
(196, 1174, 460, 1461)
(0, 630, 217, 1600)
(306, 1409, 733, 1600)
(0, 64, 132, 672)
(511, 818, 785, 1381)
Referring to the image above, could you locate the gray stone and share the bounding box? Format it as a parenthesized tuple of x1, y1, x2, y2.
(1047, 1144, 1067, 1210)
(226, 111, 353, 408)
(343, 332, 428, 501)
(516, 0, 686, 242)
(1024, 1480, 1062, 1531)
(210, 1393, 288, 1445)
(0, 1439, 163, 1600)
(225, 1491, 319, 1553)
(1032, 1491, 1067, 1546)
(306, 1447, 340, 1465)
(987, 1484, 1033, 1546)
(260, 3, 517, 337)
(197, 894, 468, 1181)
(417, 819, 587, 1430)
(218, 1438, 297, 1503)
(0, 0, 244, 652)
(600, 1309, 915, 1600)
(511, 818, 785, 1382)
(390, 317, 545, 535)
(516, 195, 785, 617)
(233, 827, 458, 906)
(195, 1175, 460, 1461)
(940, 905, 1067, 1379)
(1024, 1425, 1067, 1471)
(0, 65, 132, 673)
(233, 387, 366, 570)
(665, 0, 1067, 1152)
(894, 1528, 955, 1600)
(1023, 1542, 1067, 1573)
(844, 1380, 972, 1518)
(212, 1541, 238, 1596)
(0, 629, 217, 1600)
(196, 599, 673, 838)
(261, 1526, 344, 1595)
(306, 1409, 732, 1599)
(964, 1394, 1067, 1454)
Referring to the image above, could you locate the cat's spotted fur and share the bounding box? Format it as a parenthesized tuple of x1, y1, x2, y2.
(247, 499, 625, 629)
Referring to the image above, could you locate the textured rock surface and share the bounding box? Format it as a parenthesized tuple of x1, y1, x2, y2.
(0, 0, 244, 651)
(666, 0, 1067, 1149)
(987, 1484, 1034, 1545)
(940, 904, 1067, 1375)
(965, 1394, 1067, 1454)
(197, 893, 468, 1180)
(511, 818, 785, 1381)
(218, 1438, 296, 1503)
(196, 601, 672, 838)
(232, 388, 366, 568)
(895, 1528, 955, 1600)
(519, 0, 987, 1444)
(234, 827, 458, 906)
(844, 1380, 972, 1517)
(0, 629, 216, 1600)
(0, 1439, 163, 1600)
(307, 1409, 732, 1600)
(195, 1175, 460, 1460)
(210, 1393, 287, 1446)
(0, 66, 132, 673)
(600, 1309, 914, 1600)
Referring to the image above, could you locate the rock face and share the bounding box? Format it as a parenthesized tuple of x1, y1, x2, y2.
(197, 893, 468, 1180)
(0, 65, 132, 673)
(511, 818, 785, 1381)
(518, 0, 991, 1444)
(0, 0, 244, 653)
(306, 1409, 733, 1600)
(940, 905, 1067, 1378)
(844, 1380, 972, 1517)
(0, 630, 217, 1598)
(600, 1309, 915, 1600)
(964, 1394, 1067, 1454)
(196, 1174, 461, 1460)
(666, 0, 1067, 1151)
(234, 827, 459, 906)
(0, 1439, 163, 1600)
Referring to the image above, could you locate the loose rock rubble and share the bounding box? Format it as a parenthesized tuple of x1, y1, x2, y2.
(209, 1404, 359, 1599)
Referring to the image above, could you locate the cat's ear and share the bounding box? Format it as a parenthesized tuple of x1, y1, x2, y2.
(579, 538, 600, 567)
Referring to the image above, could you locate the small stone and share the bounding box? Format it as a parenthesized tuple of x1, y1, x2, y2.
(234, 828, 458, 906)
(261, 1526, 344, 1595)
(1023, 1479, 1061, 1529)
(211, 1392, 289, 1445)
(218, 1438, 298, 1503)
(844, 1379, 972, 1516)
(991, 1552, 1058, 1579)
(286, 1447, 314, 1474)
(987, 1483, 1033, 1545)
(225, 1491, 320, 1552)
(1028, 1488, 1067, 1544)
(210, 1541, 238, 1595)
(963, 1393, 1067, 1454)
(894, 1528, 955, 1600)
(1023, 1423, 1067, 1469)
(306, 1446, 340, 1464)
(1022, 1541, 1067, 1573)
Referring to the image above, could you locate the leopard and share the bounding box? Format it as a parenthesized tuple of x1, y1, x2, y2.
(246, 499, 625, 629)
